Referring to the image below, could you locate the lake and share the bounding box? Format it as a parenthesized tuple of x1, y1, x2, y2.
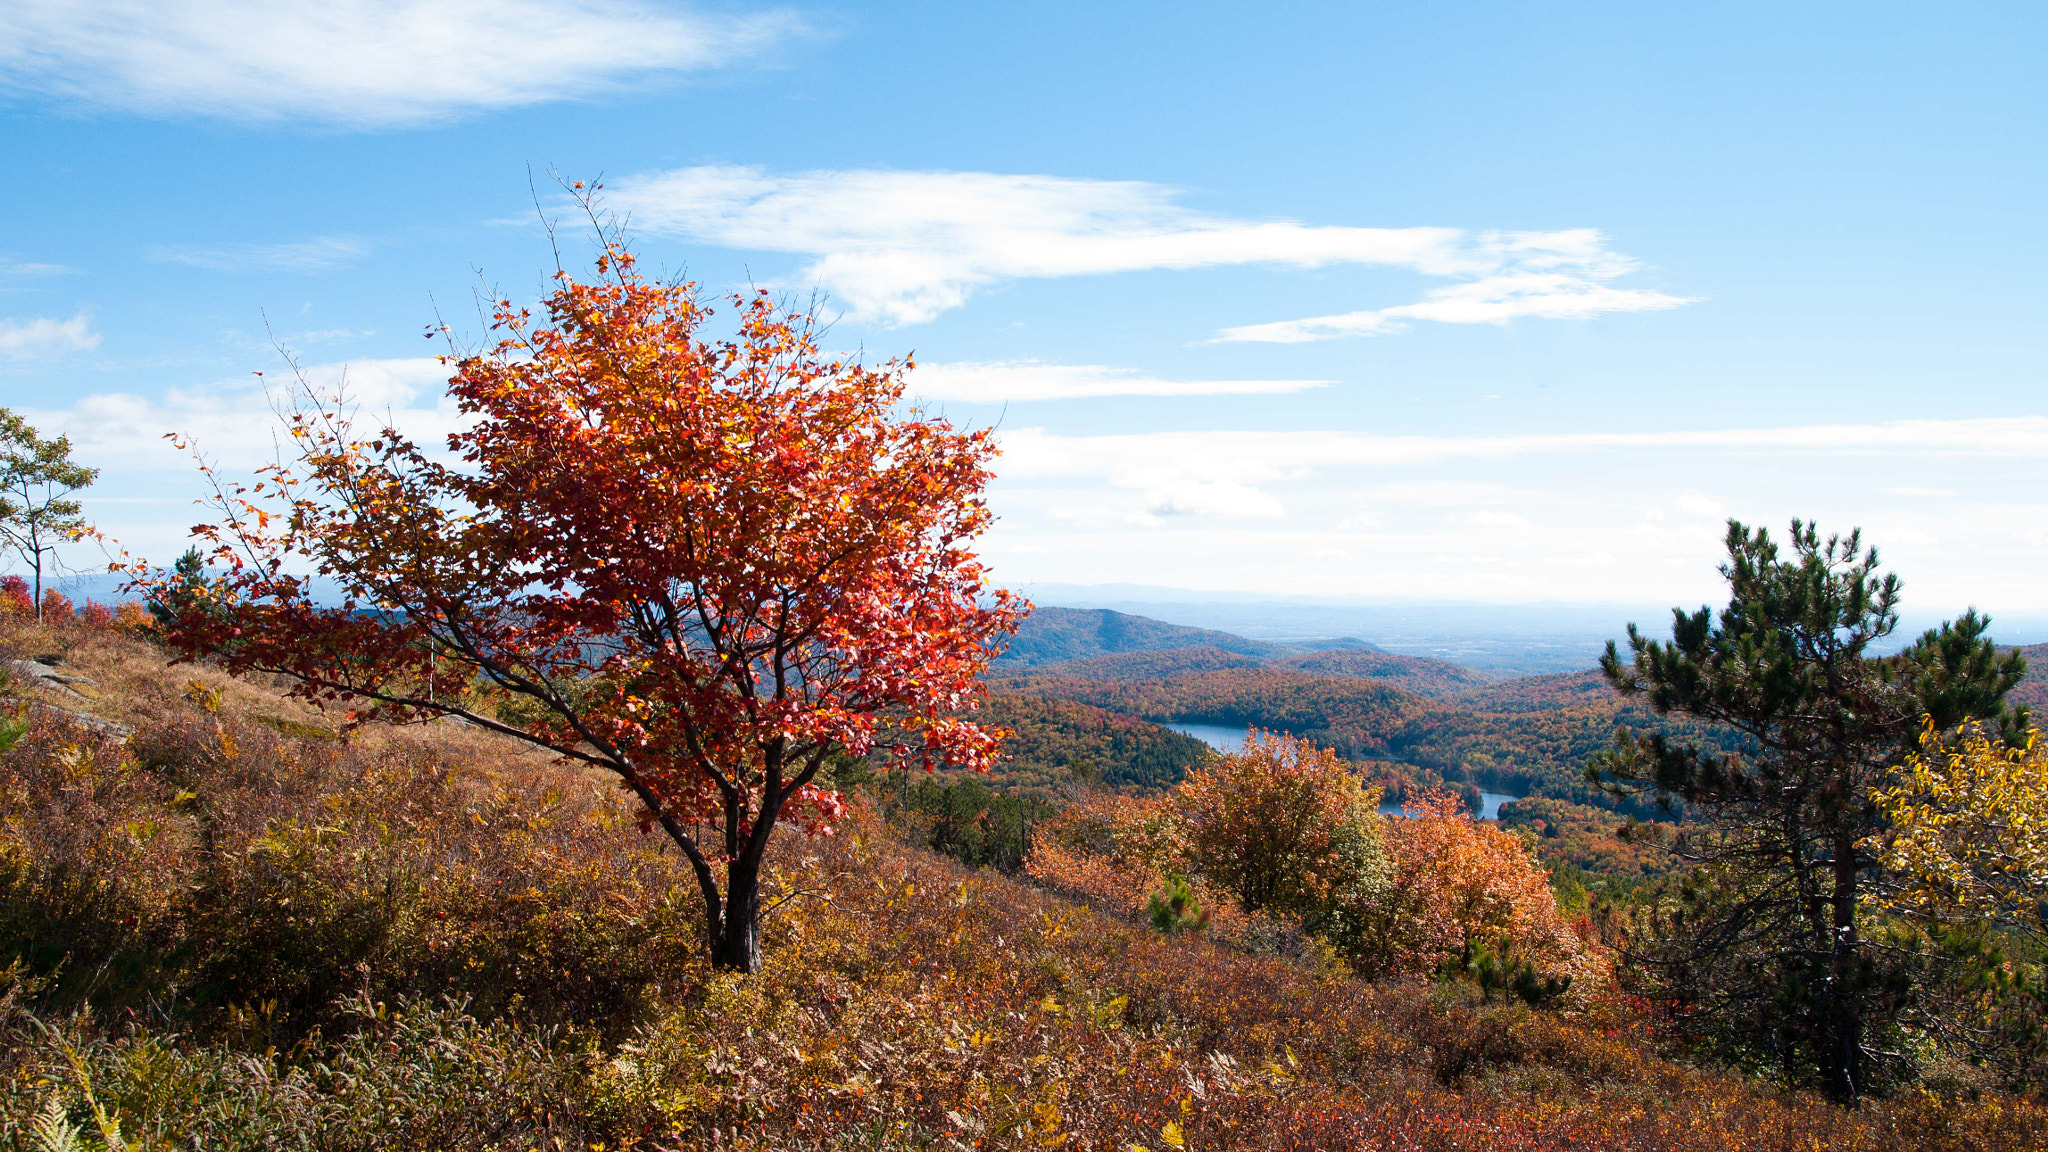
(1379, 791, 1521, 821)
(1165, 721, 1254, 752)
(1164, 721, 1519, 820)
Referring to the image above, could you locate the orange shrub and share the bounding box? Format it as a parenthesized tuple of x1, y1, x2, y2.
(38, 588, 72, 622)
(1367, 786, 1604, 994)
(1029, 743, 1595, 997)
(111, 600, 152, 633)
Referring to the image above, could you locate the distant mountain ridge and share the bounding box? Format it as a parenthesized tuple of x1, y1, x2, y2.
(998, 606, 1491, 698)
(1008, 645, 1268, 681)
(1269, 649, 1494, 699)
(998, 606, 1308, 666)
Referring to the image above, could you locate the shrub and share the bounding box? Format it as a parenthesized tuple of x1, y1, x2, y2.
(1176, 730, 1389, 919)
(36, 590, 70, 623)
(1147, 876, 1211, 935)
(1356, 786, 1602, 994)
(878, 773, 1051, 873)
(0, 627, 2043, 1149)
(1028, 742, 1592, 996)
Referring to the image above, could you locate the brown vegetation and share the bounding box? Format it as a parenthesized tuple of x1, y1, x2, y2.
(4, 623, 2044, 1148)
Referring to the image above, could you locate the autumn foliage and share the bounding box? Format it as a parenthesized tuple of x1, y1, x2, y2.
(132, 216, 1021, 970)
(1877, 720, 2048, 940)
(6, 628, 2042, 1149)
(1029, 731, 1592, 996)
(1174, 731, 1386, 917)
(1371, 786, 1603, 994)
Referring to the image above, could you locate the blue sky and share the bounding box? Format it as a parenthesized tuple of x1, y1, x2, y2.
(2, 1, 2044, 617)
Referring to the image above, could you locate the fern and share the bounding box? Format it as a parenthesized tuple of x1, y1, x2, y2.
(30, 1096, 86, 1152)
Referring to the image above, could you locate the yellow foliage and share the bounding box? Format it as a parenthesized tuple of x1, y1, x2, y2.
(1875, 721, 2048, 937)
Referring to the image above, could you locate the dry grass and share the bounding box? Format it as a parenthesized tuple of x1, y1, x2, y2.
(0, 620, 2042, 1150)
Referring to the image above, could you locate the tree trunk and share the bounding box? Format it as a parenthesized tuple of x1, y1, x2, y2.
(713, 855, 763, 973)
(1821, 827, 1863, 1101)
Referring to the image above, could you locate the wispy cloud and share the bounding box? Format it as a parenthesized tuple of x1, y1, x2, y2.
(23, 356, 453, 469)
(287, 328, 377, 346)
(0, 259, 76, 277)
(603, 164, 1690, 334)
(0, 311, 98, 357)
(148, 236, 371, 274)
(0, 1, 807, 127)
(906, 360, 1331, 403)
(1215, 262, 1691, 343)
(997, 417, 2048, 521)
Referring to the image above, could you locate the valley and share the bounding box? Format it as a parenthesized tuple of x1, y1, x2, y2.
(961, 606, 2047, 885)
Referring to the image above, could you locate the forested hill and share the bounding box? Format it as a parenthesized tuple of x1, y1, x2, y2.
(2010, 642, 2048, 714)
(965, 693, 1215, 795)
(1448, 668, 1617, 712)
(995, 665, 1436, 762)
(992, 658, 1728, 815)
(995, 606, 1297, 666)
(1004, 645, 1266, 681)
(1269, 649, 1495, 698)
(983, 607, 1731, 816)
(1001, 606, 1490, 693)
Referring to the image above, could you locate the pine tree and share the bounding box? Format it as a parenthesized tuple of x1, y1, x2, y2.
(147, 546, 212, 632)
(1591, 519, 2025, 1101)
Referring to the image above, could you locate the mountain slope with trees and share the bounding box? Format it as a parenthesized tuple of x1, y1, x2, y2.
(995, 605, 1298, 666)
(1002, 665, 1439, 760)
(2009, 642, 2048, 713)
(1005, 645, 1269, 681)
(6, 618, 2044, 1149)
(1269, 648, 1496, 697)
(960, 693, 1217, 794)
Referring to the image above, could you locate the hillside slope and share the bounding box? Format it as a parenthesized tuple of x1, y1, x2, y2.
(3, 621, 2038, 1150)
(972, 691, 1216, 793)
(2010, 642, 2048, 714)
(996, 605, 1295, 666)
(1001, 664, 1437, 760)
(1272, 648, 1496, 698)
(1020, 645, 1268, 681)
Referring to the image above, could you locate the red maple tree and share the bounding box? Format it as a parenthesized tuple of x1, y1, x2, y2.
(136, 220, 1023, 971)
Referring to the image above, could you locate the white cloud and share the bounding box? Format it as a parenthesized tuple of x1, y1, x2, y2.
(1672, 492, 1726, 519)
(995, 417, 2048, 522)
(149, 236, 370, 274)
(1469, 510, 1533, 531)
(288, 327, 377, 345)
(603, 165, 1689, 332)
(24, 356, 455, 470)
(1216, 271, 1690, 343)
(1215, 228, 1691, 341)
(0, 311, 99, 357)
(0, 259, 75, 277)
(1146, 479, 1286, 520)
(1354, 480, 1526, 507)
(1002, 417, 2048, 477)
(905, 360, 1330, 403)
(0, 1, 805, 126)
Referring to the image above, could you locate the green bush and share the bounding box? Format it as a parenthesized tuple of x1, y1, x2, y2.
(878, 773, 1051, 873)
(1146, 876, 1210, 935)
